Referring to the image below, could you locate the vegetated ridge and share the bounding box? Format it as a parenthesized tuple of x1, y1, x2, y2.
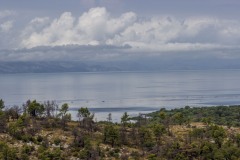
(1, 98, 240, 159)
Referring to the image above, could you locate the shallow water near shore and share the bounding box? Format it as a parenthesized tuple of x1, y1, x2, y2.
(1, 70, 240, 121)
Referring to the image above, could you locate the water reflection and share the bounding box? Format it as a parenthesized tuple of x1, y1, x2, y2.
(1, 70, 240, 121)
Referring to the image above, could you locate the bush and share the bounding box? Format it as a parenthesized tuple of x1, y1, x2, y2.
(131, 151, 141, 160)
(108, 150, 119, 158)
(38, 148, 62, 160)
(54, 138, 61, 145)
(0, 145, 18, 159)
(20, 153, 30, 160)
(108, 150, 115, 156)
(79, 149, 89, 159)
(147, 154, 157, 160)
(37, 135, 43, 142)
(22, 145, 34, 154)
(21, 134, 34, 142)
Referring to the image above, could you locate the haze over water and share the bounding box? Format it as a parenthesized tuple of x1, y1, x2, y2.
(1, 70, 240, 121)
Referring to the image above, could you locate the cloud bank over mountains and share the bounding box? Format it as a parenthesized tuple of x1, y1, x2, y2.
(21, 8, 137, 48)
(20, 7, 240, 51)
(0, 7, 240, 62)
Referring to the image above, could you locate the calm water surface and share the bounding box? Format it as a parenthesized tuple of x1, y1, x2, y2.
(1, 70, 240, 121)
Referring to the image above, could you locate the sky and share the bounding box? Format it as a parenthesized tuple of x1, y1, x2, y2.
(0, 0, 240, 62)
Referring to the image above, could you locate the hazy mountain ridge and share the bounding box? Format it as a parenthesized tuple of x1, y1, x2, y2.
(1, 57, 240, 74)
(0, 61, 121, 73)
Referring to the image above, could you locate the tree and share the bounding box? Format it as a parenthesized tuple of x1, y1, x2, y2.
(130, 125, 139, 146)
(190, 128, 205, 140)
(136, 113, 148, 127)
(107, 113, 112, 122)
(156, 111, 172, 136)
(121, 112, 130, 127)
(0, 111, 7, 133)
(0, 99, 4, 111)
(7, 114, 30, 139)
(120, 112, 130, 145)
(77, 107, 95, 131)
(58, 103, 71, 130)
(153, 124, 165, 142)
(77, 107, 92, 120)
(22, 100, 31, 114)
(6, 105, 21, 121)
(152, 124, 166, 156)
(27, 100, 45, 118)
(0, 142, 18, 160)
(44, 100, 58, 118)
(0, 99, 6, 133)
(59, 103, 69, 118)
(173, 112, 185, 125)
(103, 125, 119, 147)
(209, 125, 226, 148)
(138, 127, 154, 153)
(202, 117, 212, 126)
(200, 141, 215, 159)
(220, 145, 240, 159)
(235, 134, 240, 147)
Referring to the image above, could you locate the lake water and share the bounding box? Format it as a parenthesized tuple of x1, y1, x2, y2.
(1, 70, 240, 121)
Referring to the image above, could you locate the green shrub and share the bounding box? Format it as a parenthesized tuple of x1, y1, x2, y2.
(22, 145, 34, 154)
(20, 153, 30, 160)
(147, 154, 157, 160)
(79, 148, 89, 159)
(109, 150, 119, 158)
(38, 148, 62, 160)
(37, 135, 43, 142)
(114, 148, 120, 153)
(131, 151, 141, 160)
(0, 145, 18, 160)
(54, 138, 61, 145)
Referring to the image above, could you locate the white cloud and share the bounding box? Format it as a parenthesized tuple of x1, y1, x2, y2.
(21, 7, 137, 48)
(107, 17, 183, 48)
(0, 21, 13, 32)
(76, 7, 136, 44)
(0, 10, 15, 33)
(19, 7, 240, 53)
(0, 10, 18, 49)
(0, 10, 16, 19)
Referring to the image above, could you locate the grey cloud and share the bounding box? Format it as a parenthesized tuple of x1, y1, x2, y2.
(0, 20, 13, 32)
(1, 45, 240, 73)
(1, 43, 240, 63)
(0, 10, 16, 19)
(0, 7, 240, 64)
(0, 45, 132, 61)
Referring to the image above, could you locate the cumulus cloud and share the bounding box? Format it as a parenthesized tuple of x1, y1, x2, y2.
(0, 21, 13, 32)
(21, 17, 50, 42)
(21, 7, 137, 48)
(0, 11, 17, 49)
(0, 10, 15, 33)
(20, 7, 240, 53)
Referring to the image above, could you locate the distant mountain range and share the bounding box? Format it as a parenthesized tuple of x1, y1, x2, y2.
(0, 61, 121, 73)
(1, 58, 240, 74)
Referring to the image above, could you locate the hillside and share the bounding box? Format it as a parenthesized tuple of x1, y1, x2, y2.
(1, 99, 240, 159)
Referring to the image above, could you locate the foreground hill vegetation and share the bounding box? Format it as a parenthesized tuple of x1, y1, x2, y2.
(1, 98, 240, 159)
